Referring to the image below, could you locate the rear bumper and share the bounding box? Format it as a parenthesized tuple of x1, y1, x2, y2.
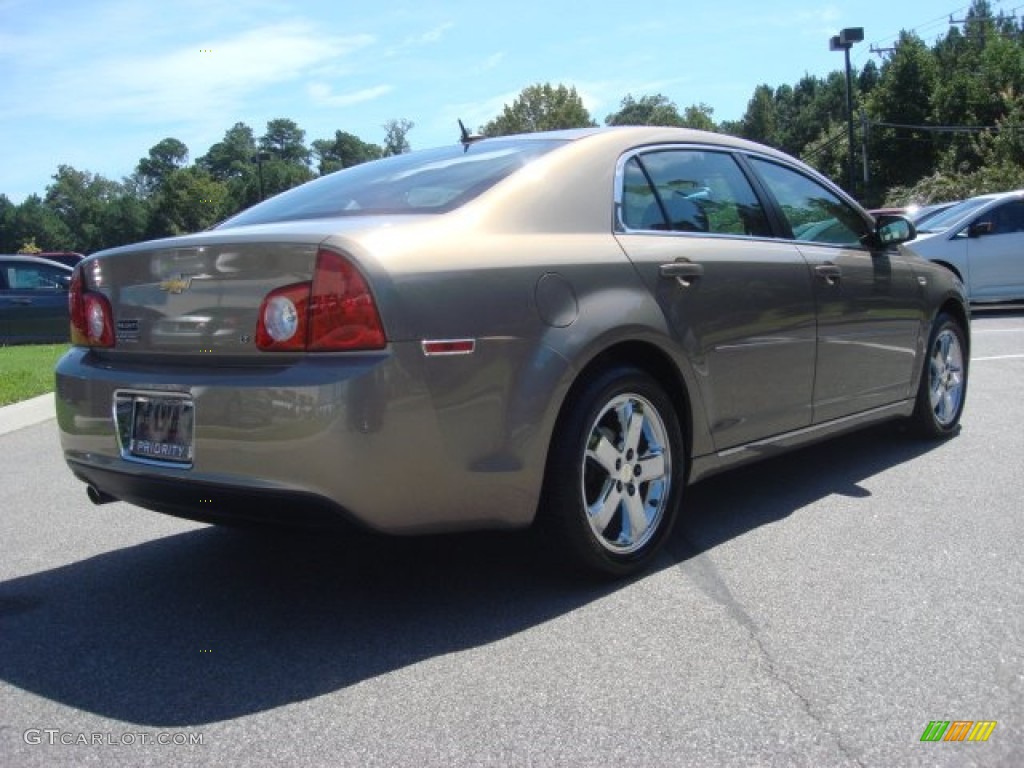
(67, 459, 364, 530)
(55, 342, 553, 534)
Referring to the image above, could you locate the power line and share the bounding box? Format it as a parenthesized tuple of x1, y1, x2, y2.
(871, 120, 1000, 134)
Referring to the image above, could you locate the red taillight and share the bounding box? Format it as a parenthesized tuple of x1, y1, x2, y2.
(256, 249, 386, 352)
(69, 267, 115, 347)
(309, 249, 386, 351)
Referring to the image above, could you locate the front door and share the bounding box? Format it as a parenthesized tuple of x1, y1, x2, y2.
(746, 158, 923, 423)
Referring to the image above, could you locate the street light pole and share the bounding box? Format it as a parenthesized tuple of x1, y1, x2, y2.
(830, 27, 864, 195)
(252, 152, 270, 202)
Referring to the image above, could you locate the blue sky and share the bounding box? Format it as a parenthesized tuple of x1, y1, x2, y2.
(0, 0, 993, 203)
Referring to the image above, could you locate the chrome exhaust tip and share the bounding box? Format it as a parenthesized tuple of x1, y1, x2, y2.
(86, 485, 118, 505)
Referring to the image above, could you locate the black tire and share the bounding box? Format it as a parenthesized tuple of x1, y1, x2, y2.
(539, 366, 685, 578)
(911, 312, 968, 438)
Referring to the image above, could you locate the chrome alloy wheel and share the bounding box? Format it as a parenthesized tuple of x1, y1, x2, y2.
(928, 327, 965, 427)
(581, 393, 672, 555)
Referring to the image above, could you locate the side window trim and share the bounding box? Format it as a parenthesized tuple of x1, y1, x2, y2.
(613, 144, 778, 240)
(732, 153, 792, 240)
(742, 153, 876, 251)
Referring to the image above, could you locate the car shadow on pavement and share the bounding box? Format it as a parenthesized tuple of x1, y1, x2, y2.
(0, 424, 941, 727)
(670, 423, 943, 560)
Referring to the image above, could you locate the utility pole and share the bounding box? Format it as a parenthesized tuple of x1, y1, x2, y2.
(861, 110, 870, 189)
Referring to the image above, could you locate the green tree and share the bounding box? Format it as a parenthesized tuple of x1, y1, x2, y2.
(681, 103, 717, 131)
(198, 122, 257, 180)
(4, 194, 73, 253)
(146, 167, 229, 237)
(254, 159, 315, 201)
(605, 93, 685, 126)
(137, 138, 189, 193)
(259, 119, 310, 165)
(0, 194, 17, 252)
(740, 85, 779, 146)
(481, 83, 596, 136)
(381, 119, 415, 156)
(312, 130, 383, 174)
(865, 32, 940, 192)
(859, 59, 881, 96)
(197, 122, 261, 215)
(45, 165, 123, 252)
(102, 185, 150, 248)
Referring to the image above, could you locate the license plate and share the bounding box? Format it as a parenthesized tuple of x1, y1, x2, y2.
(115, 392, 194, 465)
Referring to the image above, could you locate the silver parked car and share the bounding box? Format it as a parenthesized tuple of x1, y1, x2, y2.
(907, 189, 1024, 302)
(56, 127, 969, 577)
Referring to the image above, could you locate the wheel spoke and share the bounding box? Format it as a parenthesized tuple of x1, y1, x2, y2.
(623, 490, 650, 543)
(635, 453, 666, 483)
(939, 390, 955, 421)
(929, 375, 942, 410)
(621, 402, 645, 456)
(588, 481, 622, 533)
(586, 430, 621, 476)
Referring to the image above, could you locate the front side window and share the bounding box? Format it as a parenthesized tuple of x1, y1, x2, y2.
(974, 199, 1024, 235)
(620, 149, 771, 237)
(749, 158, 869, 246)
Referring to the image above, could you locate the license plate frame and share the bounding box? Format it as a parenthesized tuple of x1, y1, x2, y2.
(114, 391, 195, 467)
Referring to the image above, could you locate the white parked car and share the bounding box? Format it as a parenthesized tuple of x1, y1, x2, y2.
(907, 190, 1024, 303)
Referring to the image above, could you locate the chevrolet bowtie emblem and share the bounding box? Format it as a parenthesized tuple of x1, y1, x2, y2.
(159, 274, 193, 294)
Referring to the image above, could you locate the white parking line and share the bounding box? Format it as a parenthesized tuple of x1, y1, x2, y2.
(972, 354, 1024, 361)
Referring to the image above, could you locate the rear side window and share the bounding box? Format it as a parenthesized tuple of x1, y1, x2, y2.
(1, 264, 69, 290)
(220, 139, 568, 227)
(748, 158, 869, 246)
(620, 150, 771, 237)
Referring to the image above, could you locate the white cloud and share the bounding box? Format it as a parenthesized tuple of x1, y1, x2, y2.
(307, 83, 394, 107)
(417, 22, 454, 43)
(5, 22, 375, 124)
(482, 52, 505, 70)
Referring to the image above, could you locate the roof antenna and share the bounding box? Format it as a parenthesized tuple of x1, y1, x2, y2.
(458, 119, 484, 149)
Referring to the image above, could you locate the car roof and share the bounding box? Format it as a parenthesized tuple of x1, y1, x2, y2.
(0, 254, 75, 270)
(481, 125, 801, 161)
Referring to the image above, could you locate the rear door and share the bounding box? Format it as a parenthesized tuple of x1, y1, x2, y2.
(613, 147, 817, 451)
(0, 260, 71, 343)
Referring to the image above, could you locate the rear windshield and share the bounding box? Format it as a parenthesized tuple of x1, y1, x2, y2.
(218, 139, 568, 228)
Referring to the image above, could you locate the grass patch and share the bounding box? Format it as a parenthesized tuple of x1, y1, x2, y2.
(0, 344, 70, 406)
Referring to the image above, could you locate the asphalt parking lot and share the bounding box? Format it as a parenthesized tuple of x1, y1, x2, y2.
(1, 309, 1021, 767)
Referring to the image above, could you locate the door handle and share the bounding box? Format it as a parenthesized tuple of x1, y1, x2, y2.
(659, 260, 704, 287)
(11, 297, 33, 305)
(815, 264, 842, 286)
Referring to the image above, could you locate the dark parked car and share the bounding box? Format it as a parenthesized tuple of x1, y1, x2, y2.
(0, 255, 73, 344)
(55, 127, 969, 577)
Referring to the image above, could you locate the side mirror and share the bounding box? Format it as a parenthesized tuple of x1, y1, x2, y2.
(872, 214, 917, 247)
(968, 220, 993, 237)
